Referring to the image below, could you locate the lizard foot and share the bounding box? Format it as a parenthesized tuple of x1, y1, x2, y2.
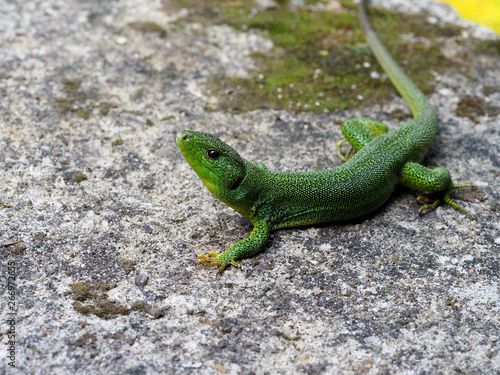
(336, 139, 356, 162)
(197, 251, 241, 274)
(417, 184, 476, 219)
(417, 194, 440, 216)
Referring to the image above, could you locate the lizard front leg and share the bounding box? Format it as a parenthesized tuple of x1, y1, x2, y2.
(197, 220, 270, 274)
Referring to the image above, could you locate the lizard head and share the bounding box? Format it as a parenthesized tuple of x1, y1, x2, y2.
(176, 130, 248, 205)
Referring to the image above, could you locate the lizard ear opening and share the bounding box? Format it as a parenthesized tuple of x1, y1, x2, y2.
(229, 177, 243, 191)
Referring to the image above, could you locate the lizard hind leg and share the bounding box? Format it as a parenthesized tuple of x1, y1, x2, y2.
(400, 162, 476, 219)
(337, 118, 388, 161)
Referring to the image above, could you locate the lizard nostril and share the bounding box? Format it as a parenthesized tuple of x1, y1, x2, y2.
(176, 131, 192, 145)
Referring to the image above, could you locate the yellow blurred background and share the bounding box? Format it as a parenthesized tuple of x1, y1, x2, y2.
(437, 0, 500, 33)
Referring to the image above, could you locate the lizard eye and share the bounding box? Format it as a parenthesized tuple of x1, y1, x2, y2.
(207, 149, 220, 160)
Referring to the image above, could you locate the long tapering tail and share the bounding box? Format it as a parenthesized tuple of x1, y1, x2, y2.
(358, 0, 436, 120)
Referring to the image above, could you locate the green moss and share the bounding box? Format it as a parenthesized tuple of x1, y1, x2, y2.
(75, 109, 91, 119)
(131, 301, 148, 312)
(62, 78, 83, 96)
(128, 22, 167, 38)
(70, 280, 129, 319)
(120, 259, 136, 273)
(54, 98, 74, 114)
(74, 171, 88, 183)
(455, 96, 500, 121)
(470, 38, 500, 58)
(445, 297, 458, 306)
(174, 0, 465, 113)
(98, 102, 118, 116)
(92, 299, 130, 319)
(74, 333, 97, 348)
(276, 330, 300, 341)
(0, 243, 26, 257)
(54, 78, 93, 119)
(71, 281, 99, 301)
(73, 301, 94, 315)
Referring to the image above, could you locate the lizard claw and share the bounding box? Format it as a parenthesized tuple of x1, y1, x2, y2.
(417, 184, 476, 219)
(197, 252, 241, 274)
(417, 195, 440, 216)
(336, 139, 356, 162)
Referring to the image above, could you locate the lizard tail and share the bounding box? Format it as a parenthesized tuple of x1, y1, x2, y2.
(358, 0, 436, 121)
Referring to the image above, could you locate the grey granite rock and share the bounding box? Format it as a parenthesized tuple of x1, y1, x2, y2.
(0, 0, 498, 374)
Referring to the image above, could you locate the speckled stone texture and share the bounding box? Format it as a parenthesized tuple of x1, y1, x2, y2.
(0, 0, 499, 374)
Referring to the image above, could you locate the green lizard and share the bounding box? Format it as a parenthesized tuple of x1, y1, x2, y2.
(176, 0, 475, 273)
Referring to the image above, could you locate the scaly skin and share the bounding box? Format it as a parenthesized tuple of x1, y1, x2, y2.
(176, 0, 475, 273)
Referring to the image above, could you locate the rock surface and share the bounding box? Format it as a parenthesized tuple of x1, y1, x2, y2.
(0, 0, 499, 374)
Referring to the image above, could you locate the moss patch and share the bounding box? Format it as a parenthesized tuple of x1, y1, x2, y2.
(74, 171, 88, 183)
(173, 0, 465, 113)
(0, 242, 26, 257)
(128, 22, 167, 38)
(120, 258, 136, 273)
(469, 38, 500, 57)
(74, 333, 97, 348)
(69, 281, 131, 319)
(54, 78, 93, 119)
(131, 301, 148, 312)
(455, 96, 500, 121)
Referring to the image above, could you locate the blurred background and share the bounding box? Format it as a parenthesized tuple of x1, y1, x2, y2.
(439, 0, 500, 33)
